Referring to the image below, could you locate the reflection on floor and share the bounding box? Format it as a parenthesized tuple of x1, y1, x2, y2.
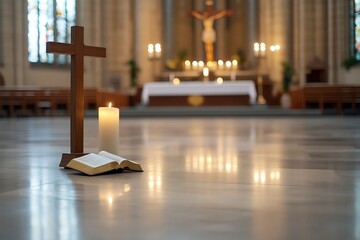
(0, 117, 360, 239)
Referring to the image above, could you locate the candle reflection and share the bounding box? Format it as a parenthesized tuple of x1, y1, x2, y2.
(253, 169, 281, 185)
(99, 183, 132, 209)
(185, 150, 238, 173)
(145, 150, 163, 199)
(107, 196, 113, 207)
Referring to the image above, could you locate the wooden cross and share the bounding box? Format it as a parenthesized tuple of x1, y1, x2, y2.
(46, 26, 106, 167)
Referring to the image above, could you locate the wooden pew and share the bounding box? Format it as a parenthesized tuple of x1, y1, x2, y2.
(291, 85, 360, 114)
(97, 90, 129, 108)
(0, 87, 129, 117)
(84, 88, 98, 109)
(0, 87, 42, 117)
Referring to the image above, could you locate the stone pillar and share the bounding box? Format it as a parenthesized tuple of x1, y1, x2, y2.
(335, 0, 347, 84)
(1, 0, 15, 85)
(258, 0, 271, 77)
(314, 0, 325, 60)
(327, 0, 335, 84)
(134, 0, 163, 85)
(294, 0, 306, 86)
(13, 0, 25, 85)
(193, 0, 204, 61)
(215, 0, 226, 61)
(79, 0, 106, 89)
(247, 0, 258, 69)
(164, 0, 174, 61)
(334, 0, 345, 84)
(228, 0, 247, 59)
(272, 0, 293, 91)
(173, 1, 193, 61)
(268, 0, 277, 84)
(93, 0, 103, 89)
(100, 0, 134, 90)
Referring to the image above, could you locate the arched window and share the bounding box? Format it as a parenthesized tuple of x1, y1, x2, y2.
(351, 0, 360, 60)
(27, 0, 76, 65)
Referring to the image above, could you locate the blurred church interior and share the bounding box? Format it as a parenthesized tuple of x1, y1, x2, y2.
(0, 0, 359, 114)
(1, 1, 360, 239)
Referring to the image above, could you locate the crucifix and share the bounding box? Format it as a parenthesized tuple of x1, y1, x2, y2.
(191, 0, 232, 62)
(46, 26, 106, 167)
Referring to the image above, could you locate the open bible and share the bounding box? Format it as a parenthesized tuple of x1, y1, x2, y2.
(66, 151, 143, 176)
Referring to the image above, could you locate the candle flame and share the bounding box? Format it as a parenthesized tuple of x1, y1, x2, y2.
(108, 102, 112, 108)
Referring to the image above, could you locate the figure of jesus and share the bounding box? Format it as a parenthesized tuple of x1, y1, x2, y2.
(191, 0, 232, 62)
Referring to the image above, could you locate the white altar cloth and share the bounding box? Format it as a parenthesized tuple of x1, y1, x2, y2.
(141, 81, 257, 105)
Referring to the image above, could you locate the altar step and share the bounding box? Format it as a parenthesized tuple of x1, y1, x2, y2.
(103, 106, 322, 118)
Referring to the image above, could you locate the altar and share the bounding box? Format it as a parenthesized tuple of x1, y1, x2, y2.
(141, 81, 257, 107)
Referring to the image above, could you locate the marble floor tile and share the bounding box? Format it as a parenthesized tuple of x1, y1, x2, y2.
(0, 117, 360, 240)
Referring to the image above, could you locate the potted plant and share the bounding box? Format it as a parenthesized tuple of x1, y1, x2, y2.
(342, 57, 358, 71)
(281, 62, 294, 108)
(126, 59, 140, 93)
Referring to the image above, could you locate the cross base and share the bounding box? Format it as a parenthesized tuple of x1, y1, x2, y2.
(59, 153, 88, 168)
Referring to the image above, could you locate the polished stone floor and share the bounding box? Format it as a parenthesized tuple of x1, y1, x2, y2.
(0, 116, 360, 240)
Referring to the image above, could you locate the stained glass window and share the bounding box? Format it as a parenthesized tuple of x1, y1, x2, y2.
(27, 0, 76, 65)
(352, 0, 360, 60)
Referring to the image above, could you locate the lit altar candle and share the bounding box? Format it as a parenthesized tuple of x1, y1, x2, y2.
(198, 61, 205, 69)
(218, 60, 224, 70)
(184, 60, 191, 70)
(206, 61, 214, 69)
(225, 61, 232, 70)
(260, 42, 266, 57)
(148, 44, 154, 58)
(254, 42, 260, 57)
(154, 43, 161, 58)
(203, 67, 209, 81)
(203, 67, 209, 77)
(98, 102, 119, 155)
(232, 60, 238, 70)
(192, 61, 198, 70)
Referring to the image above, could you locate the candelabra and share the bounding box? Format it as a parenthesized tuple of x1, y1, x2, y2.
(147, 43, 161, 81)
(253, 42, 280, 104)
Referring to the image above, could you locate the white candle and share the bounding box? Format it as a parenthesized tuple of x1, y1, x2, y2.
(232, 60, 238, 70)
(254, 42, 260, 57)
(218, 60, 224, 70)
(260, 42, 266, 57)
(225, 61, 232, 70)
(98, 102, 119, 155)
(184, 60, 191, 70)
(155, 43, 161, 58)
(203, 67, 209, 77)
(192, 61, 198, 70)
(198, 61, 204, 69)
(148, 44, 154, 58)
